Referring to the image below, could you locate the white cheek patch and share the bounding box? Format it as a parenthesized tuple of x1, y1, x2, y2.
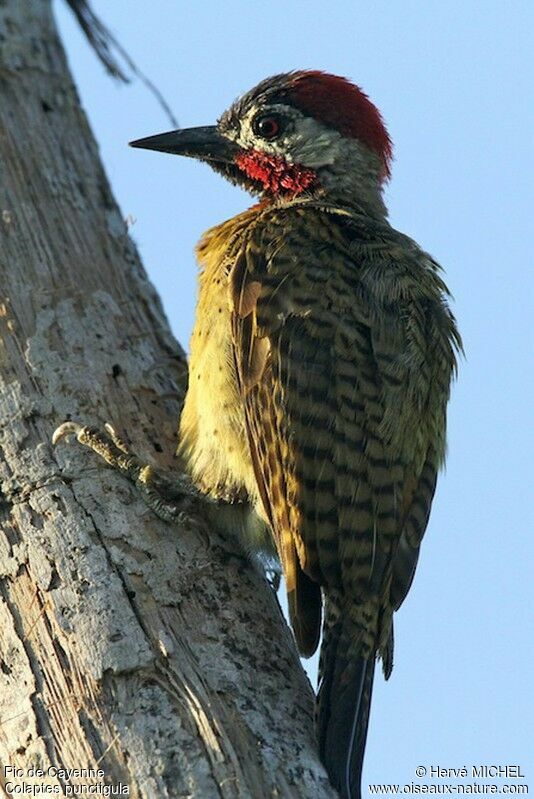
(234, 105, 346, 169)
(235, 104, 298, 155)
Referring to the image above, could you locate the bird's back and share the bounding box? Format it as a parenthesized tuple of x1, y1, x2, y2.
(180, 198, 461, 798)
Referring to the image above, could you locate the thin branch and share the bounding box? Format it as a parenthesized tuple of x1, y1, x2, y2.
(63, 0, 179, 127)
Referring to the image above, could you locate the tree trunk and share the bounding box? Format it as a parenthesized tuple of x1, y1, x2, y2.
(0, 2, 334, 796)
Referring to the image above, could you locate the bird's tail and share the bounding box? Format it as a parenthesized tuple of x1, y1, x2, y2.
(317, 593, 378, 799)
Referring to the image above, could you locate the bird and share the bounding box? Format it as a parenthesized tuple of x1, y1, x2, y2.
(55, 70, 462, 798)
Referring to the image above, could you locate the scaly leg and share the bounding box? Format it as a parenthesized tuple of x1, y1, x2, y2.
(52, 421, 196, 523)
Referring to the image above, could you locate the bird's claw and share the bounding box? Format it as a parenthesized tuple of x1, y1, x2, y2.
(52, 421, 85, 446)
(52, 420, 195, 523)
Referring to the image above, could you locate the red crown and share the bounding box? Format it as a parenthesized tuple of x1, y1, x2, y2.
(286, 71, 393, 180)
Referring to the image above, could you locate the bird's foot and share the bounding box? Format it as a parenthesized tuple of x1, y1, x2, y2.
(52, 421, 196, 523)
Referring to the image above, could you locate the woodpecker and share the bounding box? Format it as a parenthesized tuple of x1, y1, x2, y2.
(56, 71, 461, 798)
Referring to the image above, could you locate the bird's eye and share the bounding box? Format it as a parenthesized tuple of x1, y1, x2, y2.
(253, 114, 283, 140)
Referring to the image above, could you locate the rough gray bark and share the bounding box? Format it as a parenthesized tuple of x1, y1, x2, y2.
(0, 2, 335, 797)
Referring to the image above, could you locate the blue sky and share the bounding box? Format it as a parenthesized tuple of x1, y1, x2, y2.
(55, 0, 534, 791)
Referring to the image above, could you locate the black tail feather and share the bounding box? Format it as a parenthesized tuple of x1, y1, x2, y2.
(318, 605, 376, 799)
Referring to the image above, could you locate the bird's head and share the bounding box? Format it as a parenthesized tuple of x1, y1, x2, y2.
(131, 71, 392, 215)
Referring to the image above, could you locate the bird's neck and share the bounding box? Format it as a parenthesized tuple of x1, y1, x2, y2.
(298, 184, 388, 219)
(258, 138, 389, 220)
(196, 149, 388, 269)
(266, 182, 388, 220)
(314, 140, 389, 219)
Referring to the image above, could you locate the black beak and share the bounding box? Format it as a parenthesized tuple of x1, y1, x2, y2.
(129, 125, 238, 164)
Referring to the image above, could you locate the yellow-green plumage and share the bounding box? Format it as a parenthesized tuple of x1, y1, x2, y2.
(179, 197, 461, 796)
